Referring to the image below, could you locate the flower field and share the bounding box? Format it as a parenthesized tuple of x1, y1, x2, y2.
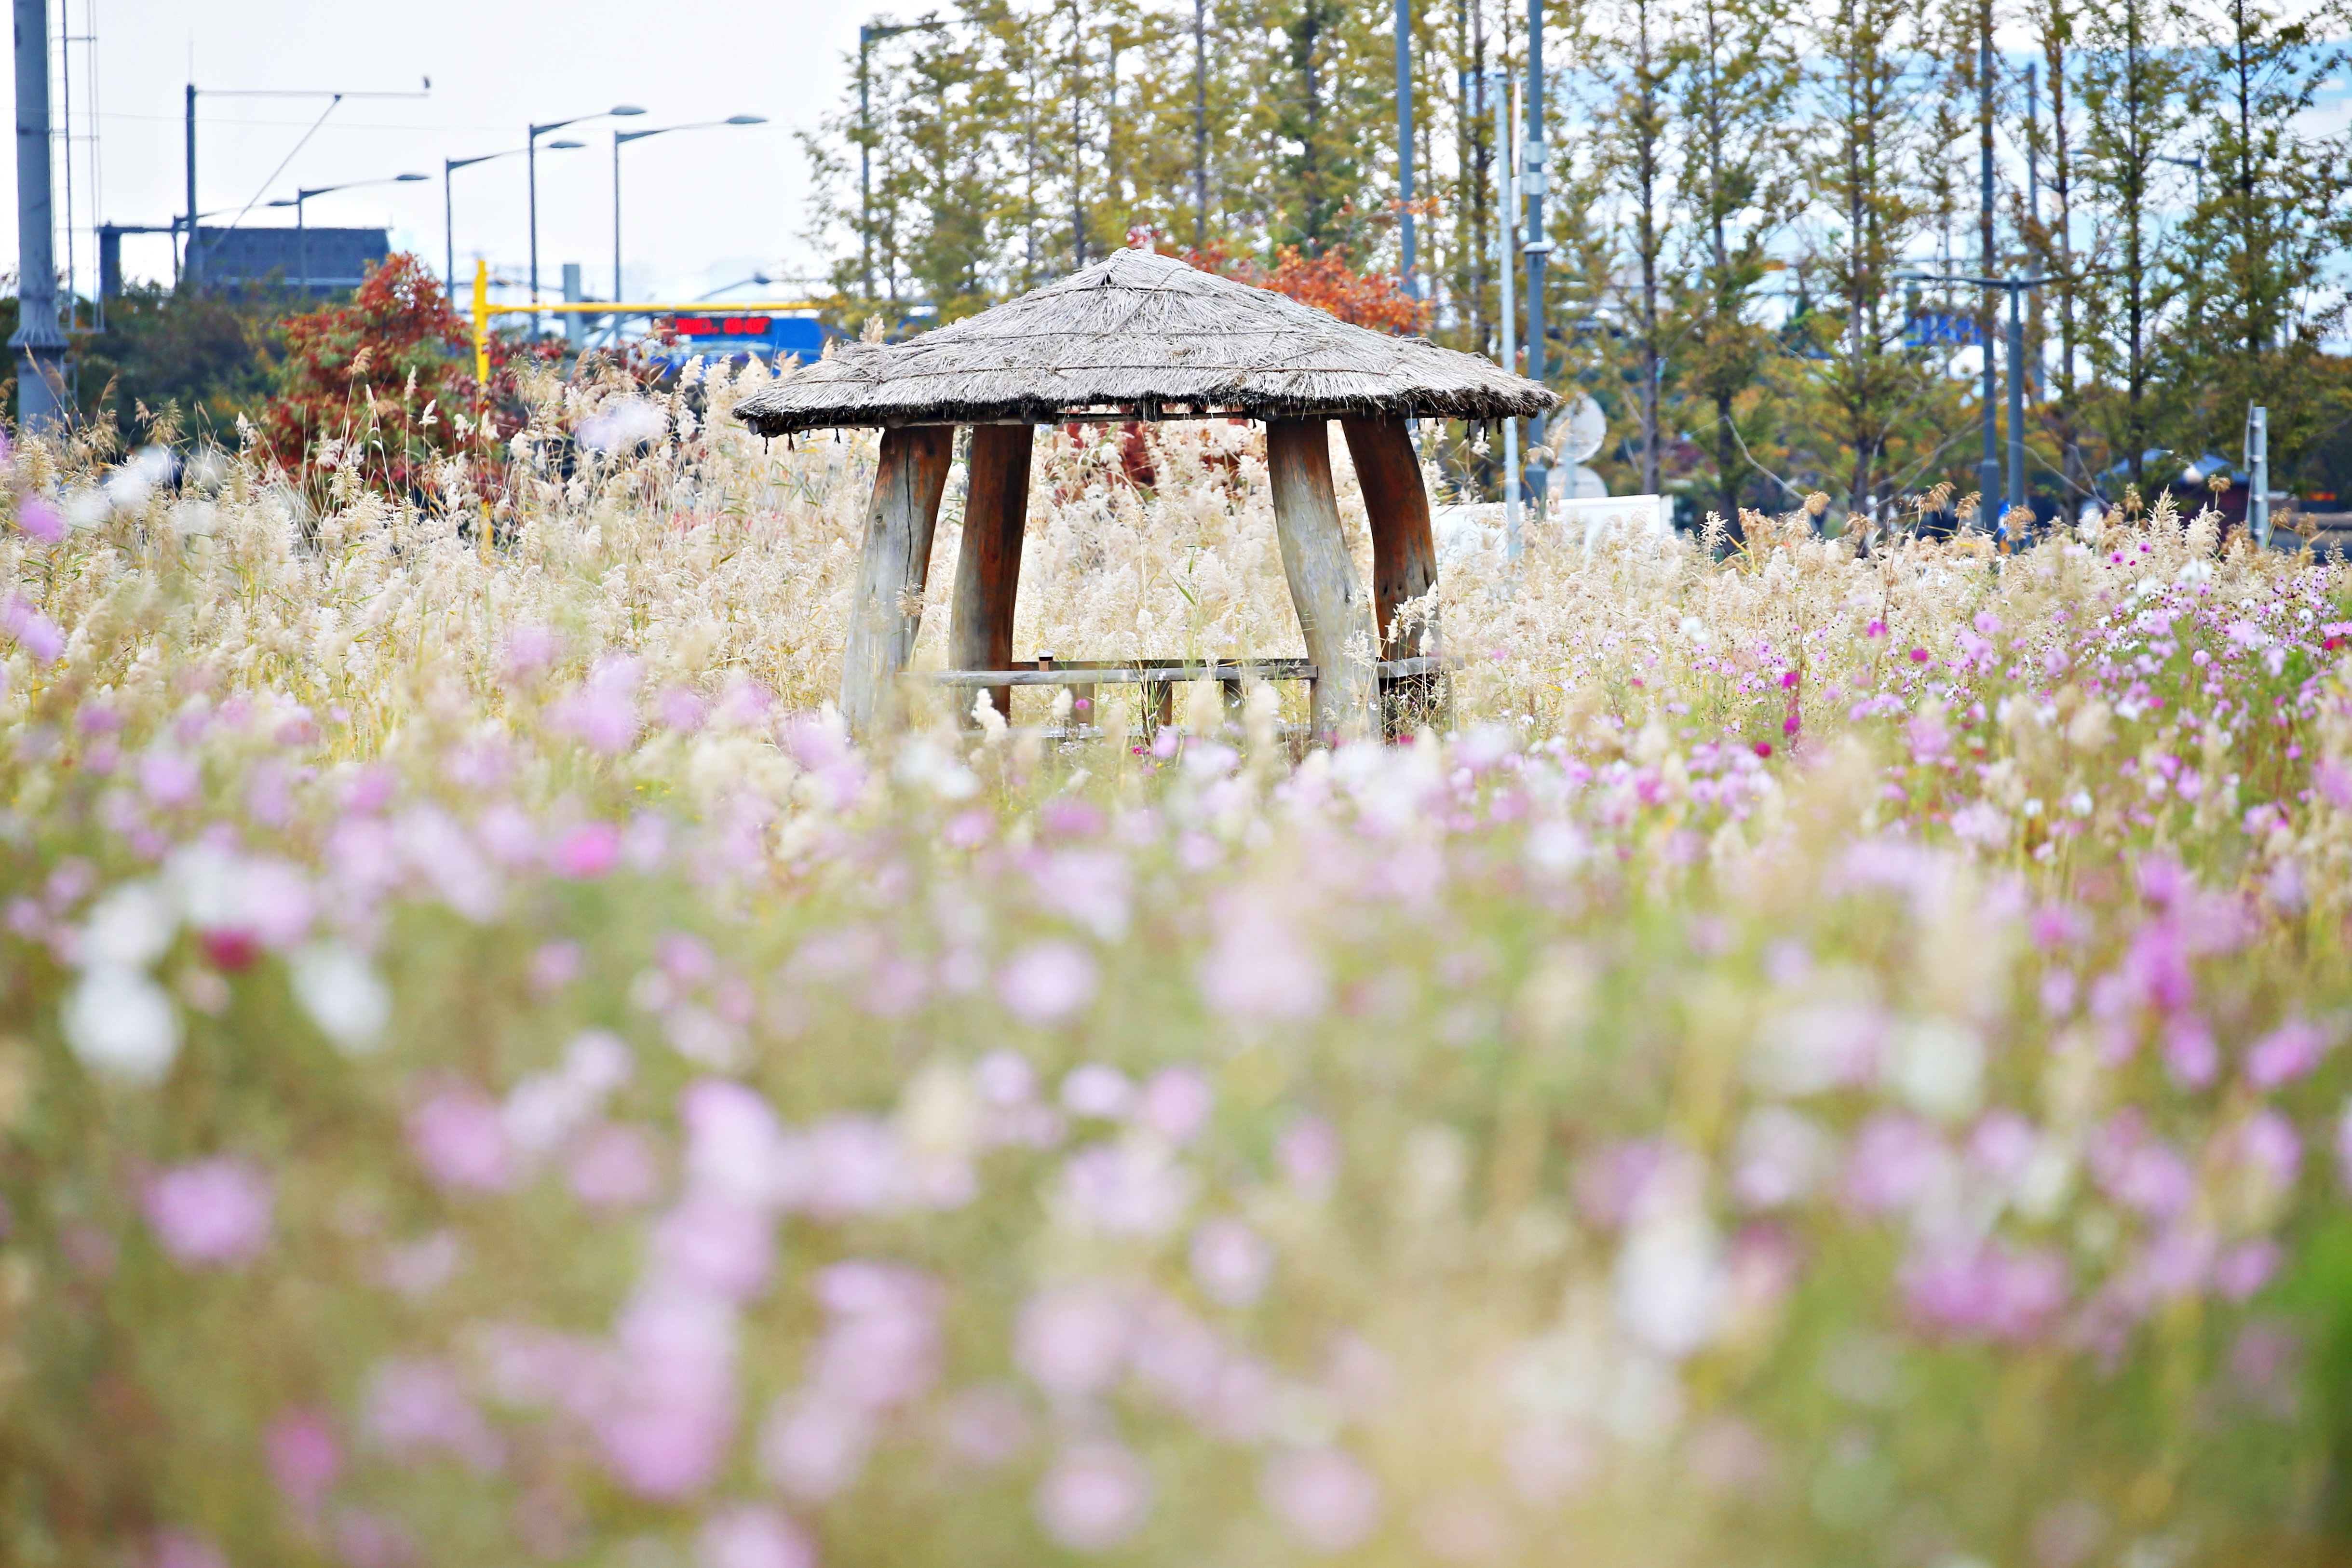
(6, 359, 2352, 1568)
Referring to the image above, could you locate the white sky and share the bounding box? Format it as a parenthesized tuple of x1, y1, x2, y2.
(4, 0, 865, 309)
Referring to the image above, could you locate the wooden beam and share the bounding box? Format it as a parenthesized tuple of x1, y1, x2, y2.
(840, 424, 955, 737)
(1340, 416, 1440, 659)
(1265, 419, 1378, 743)
(948, 424, 1034, 725)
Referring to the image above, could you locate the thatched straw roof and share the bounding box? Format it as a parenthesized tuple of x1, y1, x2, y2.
(731, 248, 1556, 436)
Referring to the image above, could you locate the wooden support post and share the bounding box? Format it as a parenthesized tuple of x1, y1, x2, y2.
(1342, 416, 1444, 734)
(840, 424, 955, 737)
(1265, 419, 1378, 743)
(948, 423, 1034, 727)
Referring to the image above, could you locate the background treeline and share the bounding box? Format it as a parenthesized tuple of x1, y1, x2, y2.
(821, 0, 2352, 520)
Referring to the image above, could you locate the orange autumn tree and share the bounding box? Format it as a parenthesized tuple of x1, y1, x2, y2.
(1140, 233, 1426, 334)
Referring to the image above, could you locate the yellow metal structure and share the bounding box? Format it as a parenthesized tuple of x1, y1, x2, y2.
(471, 259, 490, 388)
(476, 300, 826, 315)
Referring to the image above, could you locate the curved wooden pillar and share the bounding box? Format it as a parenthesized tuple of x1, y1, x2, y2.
(1340, 416, 1440, 659)
(1265, 419, 1378, 743)
(1342, 416, 1444, 735)
(948, 424, 1035, 726)
(841, 424, 955, 737)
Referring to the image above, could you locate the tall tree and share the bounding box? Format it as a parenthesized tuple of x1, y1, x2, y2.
(1596, 0, 1680, 493)
(2167, 0, 2352, 470)
(2077, 0, 2189, 487)
(1675, 0, 1799, 520)
(1799, 0, 1939, 516)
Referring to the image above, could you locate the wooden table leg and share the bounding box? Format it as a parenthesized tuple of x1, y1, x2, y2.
(1266, 419, 1377, 743)
(1342, 415, 1442, 735)
(949, 424, 1033, 728)
(841, 425, 954, 737)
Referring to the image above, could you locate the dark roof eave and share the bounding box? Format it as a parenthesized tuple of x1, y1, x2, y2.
(733, 389, 1559, 438)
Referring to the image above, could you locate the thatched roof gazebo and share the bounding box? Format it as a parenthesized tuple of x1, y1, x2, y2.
(733, 247, 1555, 741)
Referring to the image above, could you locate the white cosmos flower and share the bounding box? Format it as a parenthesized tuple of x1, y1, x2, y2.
(62, 965, 182, 1082)
(80, 882, 176, 969)
(291, 943, 392, 1053)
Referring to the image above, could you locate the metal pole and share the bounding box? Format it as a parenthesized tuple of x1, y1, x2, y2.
(2006, 287, 2026, 520)
(1496, 74, 1519, 556)
(297, 194, 308, 297)
(12, 0, 68, 433)
(2248, 405, 2270, 546)
(860, 27, 875, 297)
(184, 82, 199, 287)
(527, 131, 541, 338)
(1397, 0, 1415, 297)
(445, 161, 456, 298)
(613, 132, 624, 320)
(1523, 0, 1547, 511)
(1193, 0, 1207, 248)
(1977, 8, 1999, 518)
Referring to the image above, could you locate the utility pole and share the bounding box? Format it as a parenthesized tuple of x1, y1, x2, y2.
(1194, 0, 1208, 248)
(1493, 73, 1520, 555)
(1523, 0, 1550, 509)
(184, 83, 200, 287)
(1396, 0, 1415, 296)
(13, 0, 68, 432)
(1976, 2, 2000, 518)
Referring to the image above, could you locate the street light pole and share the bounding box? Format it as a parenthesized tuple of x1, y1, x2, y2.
(446, 144, 580, 302)
(269, 172, 428, 298)
(530, 105, 645, 336)
(1396, 0, 1414, 298)
(613, 115, 767, 334)
(1522, 0, 1549, 509)
(1977, 1, 1999, 517)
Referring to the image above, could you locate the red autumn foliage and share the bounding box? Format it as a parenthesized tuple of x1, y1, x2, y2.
(257, 252, 532, 496)
(1138, 233, 1426, 335)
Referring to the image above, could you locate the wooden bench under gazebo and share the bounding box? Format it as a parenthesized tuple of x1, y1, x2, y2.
(731, 247, 1555, 742)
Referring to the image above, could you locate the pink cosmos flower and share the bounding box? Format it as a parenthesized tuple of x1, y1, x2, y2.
(2, 596, 63, 663)
(570, 1124, 661, 1210)
(996, 941, 1098, 1027)
(15, 496, 64, 542)
(147, 1530, 228, 1568)
(1034, 1440, 1153, 1551)
(363, 1357, 503, 1471)
(1060, 1063, 1135, 1119)
(502, 622, 559, 682)
(597, 1288, 740, 1500)
(759, 1394, 873, 1500)
(550, 654, 646, 754)
(406, 1090, 516, 1193)
(1900, 1236, 2068, 1340)
(697, 1505, 815, 1568)
(1276, 1115, 1341, 1199)
(1190, 1217, 1273, 1307)
(1199, 893, 1327, 1021)
(551, 822, 624, 879)
(1136, 1066, 1214, 1143)
(1261, 1447, 1384, 1553)
(143, 1158, 273, 1267)
(1015, 1282, 1133, 1399)
(653, 1193, 774, 1302)
(265, 1406, 343, 1515)
(2247, 1020, 2328, 1089)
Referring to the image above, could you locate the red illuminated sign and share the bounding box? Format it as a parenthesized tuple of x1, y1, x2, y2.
(665, 316, 774, 337)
